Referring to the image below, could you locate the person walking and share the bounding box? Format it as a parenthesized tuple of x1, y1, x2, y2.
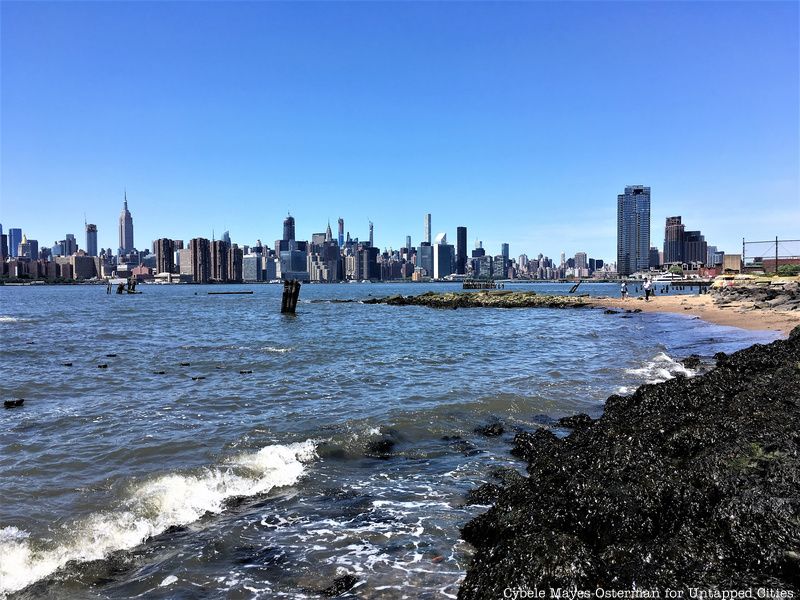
(621, 281, 628, 300)
(643, 278, 652, 302)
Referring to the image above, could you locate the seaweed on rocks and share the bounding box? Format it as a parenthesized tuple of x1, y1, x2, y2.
(458, 325, 800, 598)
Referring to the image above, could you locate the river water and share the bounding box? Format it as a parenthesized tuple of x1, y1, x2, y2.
(0, 282, 778, 599)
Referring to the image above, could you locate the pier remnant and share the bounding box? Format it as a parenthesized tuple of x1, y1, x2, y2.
(281, 280, 301, 314)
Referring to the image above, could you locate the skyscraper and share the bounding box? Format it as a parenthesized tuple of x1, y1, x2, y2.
(283, 214, 295, 241)
(85, 223, 98, 257)
(616, 185, 651, 276)
(337, 218, 344, 247)
(456, 226, 467, 275)
(189, 237, 211, 283)
(433, 232, 454, 279)
(118, 191, 134, 254)
(424, 214, 431, 244)
(8, 228, 22, 258)
(369, 221, 374, 247)
(155, 238, 176, 273)
(663, 216, 685, 264)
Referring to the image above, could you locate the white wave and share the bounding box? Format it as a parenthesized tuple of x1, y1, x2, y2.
(625, 352, 696, 385)
(260, 346, 291, 353)
(0, 440, 317, 595)
(0, 316, 23, 323)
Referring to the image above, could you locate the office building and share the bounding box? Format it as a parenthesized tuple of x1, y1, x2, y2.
(338, 218, 344, 247)
(283, 214, 295, 242)
(243, 254, 262, 282)
(456, 226, 467, 274)
(575, 252, 588, 271)
(648, 246, 660, 269)
(433, 233, 454, 279)
(8, 228, 22, 258)
(85, 223, 98, 256)
(663, 216, 685, 263)
(369, 221, 374, 247)
(616, 185, 651, 275)
(684, 230, 707, 264)
(118, 192, 134, 254)
(417, 242, 433, 277)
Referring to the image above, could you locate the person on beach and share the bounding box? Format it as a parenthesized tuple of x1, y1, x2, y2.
(643, 278, 652, 301)
(621, 281, 628, 300)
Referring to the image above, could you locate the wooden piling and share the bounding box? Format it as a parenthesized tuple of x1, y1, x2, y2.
(281, 279, 301, 314)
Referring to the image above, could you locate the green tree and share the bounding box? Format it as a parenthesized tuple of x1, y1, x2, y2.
(668, 265, 683, 275)
(777, 264, 800, 276)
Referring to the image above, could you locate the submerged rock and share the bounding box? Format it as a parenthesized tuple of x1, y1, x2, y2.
(459, 328, 800, 597)
(319, 573, 358, 596)
(474, 422, 504, 437)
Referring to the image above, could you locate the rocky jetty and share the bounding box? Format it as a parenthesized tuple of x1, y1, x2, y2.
(712, 280, 800, 311)
(363, 290, 591, 309)
(459, 326, 800, 597)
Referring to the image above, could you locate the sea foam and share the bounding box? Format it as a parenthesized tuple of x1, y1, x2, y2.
(0, 440, 317, 595)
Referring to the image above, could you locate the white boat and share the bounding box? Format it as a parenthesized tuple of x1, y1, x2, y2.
(652, 272, 682, 282)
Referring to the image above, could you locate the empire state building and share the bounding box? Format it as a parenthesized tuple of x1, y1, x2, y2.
(118, 191, 134, 254)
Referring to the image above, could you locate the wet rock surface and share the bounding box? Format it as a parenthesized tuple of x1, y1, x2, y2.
(459, 325, 800, 598)
(363, 290, 591, 309)
(712, 281, 800, 311)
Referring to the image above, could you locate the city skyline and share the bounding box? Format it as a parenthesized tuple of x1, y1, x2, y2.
(2, 2, 797, 259)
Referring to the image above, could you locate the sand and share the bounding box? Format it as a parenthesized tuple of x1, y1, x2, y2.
(586, 293, 800, 337)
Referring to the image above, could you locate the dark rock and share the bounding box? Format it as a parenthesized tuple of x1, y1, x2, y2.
(459, 329, 800, 598)
(465, 483, 503, 505)
(474, 423, 504, 437)
(713, 351, 728, 364)
(603, 309, 619, 314)
(239, 370, 253, 374)
(556, 413, 594, 431)
(97, 364, 108, 368)
(106, 353, 117, 358)
(681, 354, 702, 369)
(179, 362, 190, 366)
(4, 399, 24, 409)
(62, 362, 72, 367)
(319, 574, 358, 597)
(191, 376, 205, 381)
(153, 370, 166, 375)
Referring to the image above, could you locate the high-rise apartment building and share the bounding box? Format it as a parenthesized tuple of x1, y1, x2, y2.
(189, 238, 211, 283)
(616, 185, 651, 276)
(456, 226, 467, 274)
(424, 214, 431, 244)
(663, 216, 685, 264)
(211, 240, 229, 282)
(155, 238, 176, 274)
(118, 192, 134, 254)
(338, 218, 344, 248)
(85, 223, 98, 257)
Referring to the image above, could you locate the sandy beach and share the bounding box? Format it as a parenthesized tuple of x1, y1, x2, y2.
(587, 293, 800, 336)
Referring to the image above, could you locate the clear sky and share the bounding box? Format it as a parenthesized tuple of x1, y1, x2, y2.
(1, 1, 798, 261)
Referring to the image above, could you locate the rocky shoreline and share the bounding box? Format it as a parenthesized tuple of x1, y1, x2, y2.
(457, 326, 800, 598)
(711, 281, 800, 312)
(363, 290, 591, 309)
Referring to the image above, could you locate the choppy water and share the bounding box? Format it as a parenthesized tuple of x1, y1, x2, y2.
(0, 282, 779, 598)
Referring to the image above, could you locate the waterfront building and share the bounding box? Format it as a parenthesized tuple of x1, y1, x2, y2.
(243, 254, 262, 282)
(424, 213, 431, 244)
(118, 192, 134, 254)
(456, 226, 467, 275)
(178, 249, 192, 277)
(155, 238, 176, 274)
(8, 228, 22, 258)
(476, 255, 493, 278)
(211, 240, 229, 282)
(417, 242, 433, 277)
(72, 254, 97, 279)
(433, 233, 454, 279)
(85, 223, 98, 256)
(616, 185, 651, 275)
(228, 245, 243, 282)
(648, 246, 660, 269)
(684, 230, 707, 265)
(189, 238, 211, 283)
(663, 216, 685, 263)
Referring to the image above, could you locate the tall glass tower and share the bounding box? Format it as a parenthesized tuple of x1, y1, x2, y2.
(616, 185, 650, 276)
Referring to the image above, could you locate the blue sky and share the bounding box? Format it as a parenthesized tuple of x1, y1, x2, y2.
(2, 1, 798, 261)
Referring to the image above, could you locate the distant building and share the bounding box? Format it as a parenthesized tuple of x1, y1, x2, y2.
(663, 216, 685, 263)
(433, 232, 454, 279)
(456, 226, 467, 275)
(684, 230, 707, 264)
(574, 252, 588, 271)
(227, 245, 243, 282)
(155, 238, 176, 274)
(617, 185, 651, 275)
(8, 228, 22, 258)
(118, 192, 134, 254)
(243, 253, 262, 282)
(648, 246, 660, 269)
(211, 240, 229, 282)
(338, 217, 344, 247)
(85, 223, 98, 257)
(424, 213, 431, 244)
(417, 242, 433, 277)
(189, 237, 211, 283)
(178, 249, 193, 277)
(283, 214, 295, 242)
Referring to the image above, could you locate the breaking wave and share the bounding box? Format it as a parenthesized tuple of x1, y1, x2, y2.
(621, 352, 696, 389)
(0, 440, 317, 595)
